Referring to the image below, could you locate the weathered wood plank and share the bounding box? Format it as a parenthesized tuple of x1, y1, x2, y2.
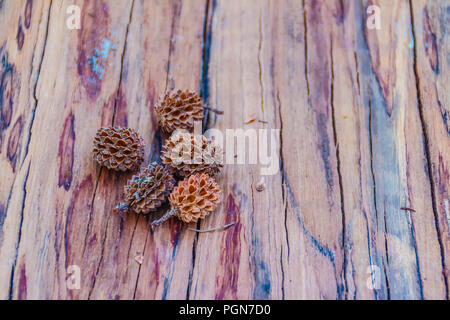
(189, 0, 287, 299)
(0, 0, 447, 300)
(411, 0, 450, 295)
(350, 0, 446, 299)
(127, 0, 208, 300)
(2, 0, 135, 299)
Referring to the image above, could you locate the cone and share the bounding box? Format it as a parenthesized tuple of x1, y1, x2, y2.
(155, 89, 204, 134)
(161, 132, 223, 178)
(93, 126, 145, 172)
(115, 163, 175, 215)
(151, 173, 221, 227)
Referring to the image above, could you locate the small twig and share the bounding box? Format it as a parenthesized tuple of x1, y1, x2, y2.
(400, 207, 416, 213)
(204, 105, 224, 115)
(258, 119, 268, 123)
(187, 222, 236, 233)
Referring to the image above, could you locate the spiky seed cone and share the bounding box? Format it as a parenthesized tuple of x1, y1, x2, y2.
(151, 173, 221, 228)
(115, 163, 175, 215)
(161, 132, 223, 178)
(155, 89, 204, 134)
(93, 127, 145, 171)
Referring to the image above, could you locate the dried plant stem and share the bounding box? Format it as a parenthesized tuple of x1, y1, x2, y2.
(187, 222, 236, 233)
(151, 207, 178, 229)
(204, 105, 224, 115)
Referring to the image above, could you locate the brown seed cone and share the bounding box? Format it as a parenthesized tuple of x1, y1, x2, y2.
(161, 132, 223, 178)
(155, 89, 204, 134)
(116, 163, 176, 215)
(93, 126, 145, 171)
(169, 173, 221, 224)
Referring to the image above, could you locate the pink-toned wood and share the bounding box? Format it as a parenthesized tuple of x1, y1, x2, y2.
(0, 0, 447, 300)
(410, 0, 450, 292)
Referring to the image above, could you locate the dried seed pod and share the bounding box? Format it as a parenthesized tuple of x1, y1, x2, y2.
(155, 89, 204, 134)
(161, 132, 223, 178)
(114, 163, 176, 215)
(151, 173, 221, 228)
(93, 126, 145, 171)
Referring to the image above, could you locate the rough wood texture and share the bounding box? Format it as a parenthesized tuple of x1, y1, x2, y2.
(0, 0, 448, 299)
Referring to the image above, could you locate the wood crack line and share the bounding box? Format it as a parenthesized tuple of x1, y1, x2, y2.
(87, 0, 135, 299)
(408, 0, 448, 299)
(276, 90, 288, 299)
(132, 216, 146, 299)
(8, 163, 31, 299)
(8, 1, 53, 299)
(359, 0, 388, 297)
(257, 6, 264, 115)
(277, 91, 289, 258)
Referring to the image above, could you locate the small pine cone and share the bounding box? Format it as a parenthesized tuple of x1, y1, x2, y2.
(117, 163, 175, 215)
(93, 127, 145, 171)
(155, 89, 204, 134)
(161, 132, 223, 178)
(170, 173, 221, 223)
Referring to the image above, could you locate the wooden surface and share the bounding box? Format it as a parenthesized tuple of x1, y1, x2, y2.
(0, 0, 448, 300)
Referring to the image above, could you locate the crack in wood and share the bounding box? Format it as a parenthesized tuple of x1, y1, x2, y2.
(382, 205, 391, 299)
(353, 51, 361, 96)
(22, 1, 53, 167)
(185, 0, 215, 300)
(276, 91, 290, 262)
(82, 168, 102, 256)
(132, 216, 147, 300)
(87, 206, 111, 299)
(408, 0, 449, 299)
(200, 0, 215, 131)
(406, 209, 424, 299)
(112, 0, 135, 126)
(329, 34, 348, 299)
(2, 0, 446, 300)
(276, 90, 288, 299)
(8, 162, 30, 299)
(164, 1, 180, 93)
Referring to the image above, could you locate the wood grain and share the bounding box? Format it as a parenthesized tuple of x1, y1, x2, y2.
(0, 0, 448, 300)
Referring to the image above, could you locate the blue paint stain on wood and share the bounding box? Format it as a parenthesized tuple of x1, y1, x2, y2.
(87, 39, 114, 80)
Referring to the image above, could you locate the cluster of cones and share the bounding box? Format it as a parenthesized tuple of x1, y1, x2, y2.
(92, 90, 224, 229)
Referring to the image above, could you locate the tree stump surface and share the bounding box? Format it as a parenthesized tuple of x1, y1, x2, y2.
(0, 0, 448, 299)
